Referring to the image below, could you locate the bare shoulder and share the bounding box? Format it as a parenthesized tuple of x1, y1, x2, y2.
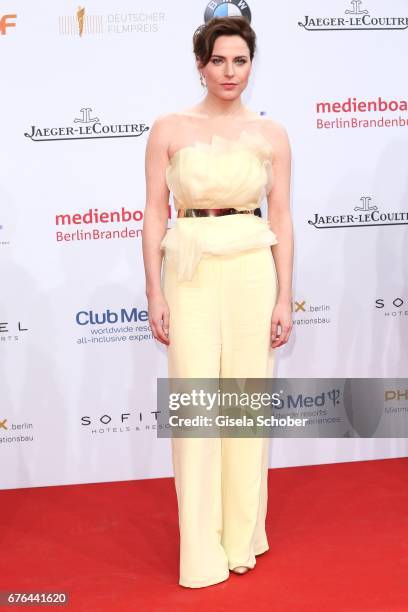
(147, 112, 179, 142)
(145, 112, 182, 163)
(258, 117, 291, 162)
(259, 117, 290, 144)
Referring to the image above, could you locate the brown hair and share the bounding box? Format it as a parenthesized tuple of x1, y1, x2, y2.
(193, 16, 256, 68)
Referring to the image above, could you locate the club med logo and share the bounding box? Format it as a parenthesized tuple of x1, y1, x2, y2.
(299, 0, 408, 31)
(24, 107, 149, 142)
(76, 308, 149, 326)
(75, 307, 153, 346)
(0, 13, 16, 35)
(204, 0, 251, 23)
(308, 196, 408, 229)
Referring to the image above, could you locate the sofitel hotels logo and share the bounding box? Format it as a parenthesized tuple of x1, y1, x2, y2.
(299, 0, 408, 31)
(1, 319, 28, 343)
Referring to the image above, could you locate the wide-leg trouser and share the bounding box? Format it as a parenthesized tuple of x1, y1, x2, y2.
(162, 246, 278, 588)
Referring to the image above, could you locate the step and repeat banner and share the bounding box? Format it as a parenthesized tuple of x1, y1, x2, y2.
(1, 1, 407, 490)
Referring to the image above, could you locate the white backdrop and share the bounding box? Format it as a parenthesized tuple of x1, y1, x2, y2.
(1, 0, 407, 490)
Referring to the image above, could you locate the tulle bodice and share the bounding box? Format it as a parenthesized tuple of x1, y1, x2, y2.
(160, 129, 279, 281)
(165, 130, 274, 211)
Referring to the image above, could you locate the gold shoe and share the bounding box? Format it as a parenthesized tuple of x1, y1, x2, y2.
(231, 566, 250, 574)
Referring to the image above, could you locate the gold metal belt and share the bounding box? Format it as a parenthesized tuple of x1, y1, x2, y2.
(177, 207, 262, 218)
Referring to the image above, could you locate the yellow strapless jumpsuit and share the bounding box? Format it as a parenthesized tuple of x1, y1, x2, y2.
(160, 130, 279, 588)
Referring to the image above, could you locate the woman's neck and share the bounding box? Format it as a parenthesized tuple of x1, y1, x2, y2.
(195, 94, 249, 119)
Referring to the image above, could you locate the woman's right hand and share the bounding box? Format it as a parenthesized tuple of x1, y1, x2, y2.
(147, 291, 170, 345)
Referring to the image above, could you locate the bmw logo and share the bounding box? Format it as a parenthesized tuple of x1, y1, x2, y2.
(204, 0, 252, 23)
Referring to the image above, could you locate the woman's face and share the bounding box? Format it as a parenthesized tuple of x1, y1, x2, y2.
(198, 35, 252, 100)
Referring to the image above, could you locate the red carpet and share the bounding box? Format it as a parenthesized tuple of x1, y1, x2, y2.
(2, 457, 407, 611)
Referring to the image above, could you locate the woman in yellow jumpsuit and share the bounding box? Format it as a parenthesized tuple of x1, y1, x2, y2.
(143, 16, 293, 588)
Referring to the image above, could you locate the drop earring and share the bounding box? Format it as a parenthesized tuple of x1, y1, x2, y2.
(200, 72, 207, 88)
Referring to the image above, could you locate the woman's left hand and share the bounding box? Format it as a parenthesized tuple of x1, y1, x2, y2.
(270, 300, 293, 348)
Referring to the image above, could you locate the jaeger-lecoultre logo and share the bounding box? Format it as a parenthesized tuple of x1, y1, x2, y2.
(299, 0, 408, 31)
(308, 196, 408, 229)
(24, 108, 149, 142)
